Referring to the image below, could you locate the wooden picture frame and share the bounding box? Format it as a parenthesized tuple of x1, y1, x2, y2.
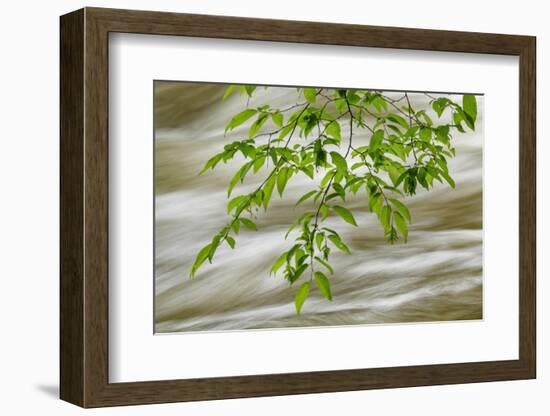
(60, 7, 536, 408)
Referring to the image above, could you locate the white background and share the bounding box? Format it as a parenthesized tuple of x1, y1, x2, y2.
(110, 34, 518, 382)
(0, 0, 546, 414)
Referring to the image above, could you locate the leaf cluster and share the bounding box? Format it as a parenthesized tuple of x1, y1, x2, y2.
(191, 85, 478, 314)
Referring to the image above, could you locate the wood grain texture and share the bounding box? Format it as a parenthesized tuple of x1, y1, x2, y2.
(83, 10, 110, 406)
(518, 38, 537, 375)
(59, 8, 85, 406)
(88, 7, 532, 54)
(59, 7, 537, 408)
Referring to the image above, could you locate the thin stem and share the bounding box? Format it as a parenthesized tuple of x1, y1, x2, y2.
(279, 102, 307, 112)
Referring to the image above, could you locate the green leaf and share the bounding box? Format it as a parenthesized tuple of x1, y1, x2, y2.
(277, 167, 290, 197)
(405, 126, 419, 138)
(240, 218, 257, 230)
(271, 252, 287, 275)
(372, 95, 388, 112)
(404, 174, 417, 195)
(222, 84, 237, 101)
(294, 248, 306, 266)
(227, 169, 242, 197)
(301, 165, 314, 179)
(453, 112, 466, 133)
(190, 243, 212, 277)
(238, 143, 256, 159)
(326, 121, 341, 142)
(253, 190, 264, 206)
(227, 162, 252, 197)
(294, 282, 311, 314)
(369, 192, 383, 214)
(199, 153, 223, 175)
(226, 236, 236, 249)
(227, 195, 248, 214)
(418, 110, 433, 126)
(347, 91, 360, 104)
(334, 98, 347, 113)
(386, 113, 409, 129)
(314, 256, 334, 274)
(303, 88, 317, 104)
(420, 127, 432, 142)
(319, 204, 329, 220)
(225, 109, 257, 133)
(295, 190, 317, 207)
(291, 264, 309, 283)
(330, 152, 348, 174)
(303, 116, 318, 138)
(322, 226, 338, 235)
(462, 95, 477, 123)
(249, 113, 269, 139)
(459, 108, 475, 131)
(332, 183, 346, 201)
(278, 123, 294, 140)
(393, 211, 408, 242)
(272, 112, 283, 127)
(320, 170, 335, 187)
(244, 85, 256, 97)
(389, 198, 411, 222)
(346, 177, 364, 193)
(262, 175, 276, 210)
(286, 244, 302, 262)
(439, 169, 456, 188)
(328, 234, 351, 254)
(285, 212, 314, 239)
(231, 220, 240, 234)
(432, 98, 449, 117)
(314, 272, 332, 301)
(208, 235, 221, 262)
(315, 233, 324, 250)
(253, 155, 266, 173)
(333, 205, 357, 226)
(380, 205, 391, 232)
(435, 125, 450, 143)
(387, 165, 403, 186)
(369, 130, 384, 152)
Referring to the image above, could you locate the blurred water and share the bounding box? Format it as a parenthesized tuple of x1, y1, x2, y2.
(154, 82, 483, 333)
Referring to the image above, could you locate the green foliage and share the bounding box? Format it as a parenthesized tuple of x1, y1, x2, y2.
(333, 206, 357, 226)
(314, 271, 332, 301)
(225, 109, 257, 133)
(191, 84, 478, 314)
(295, 282, 310, 314)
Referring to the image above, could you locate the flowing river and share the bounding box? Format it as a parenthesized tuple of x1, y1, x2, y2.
(154, 82, 483, 333)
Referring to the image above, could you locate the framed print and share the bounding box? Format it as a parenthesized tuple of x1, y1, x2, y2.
(60, 7, 536, 408)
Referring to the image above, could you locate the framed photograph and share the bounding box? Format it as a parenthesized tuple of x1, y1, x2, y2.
(60, 7, 536, 408)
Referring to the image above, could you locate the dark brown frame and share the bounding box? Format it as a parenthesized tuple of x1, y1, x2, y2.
(60, 7, 536, 408)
